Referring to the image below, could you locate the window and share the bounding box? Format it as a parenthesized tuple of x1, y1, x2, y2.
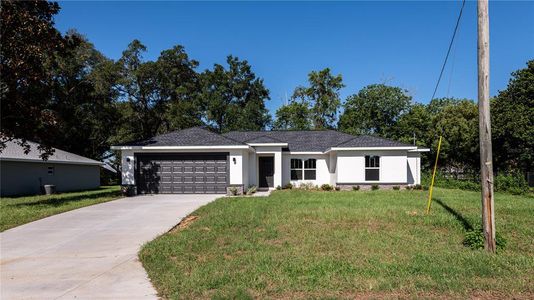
(290, 159, 303, 180)
(365, 155, 380, 181)
(48, 166, 55, 176)
(290, 158, 316, 180)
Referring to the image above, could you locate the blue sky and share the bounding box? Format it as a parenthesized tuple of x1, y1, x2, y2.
(55, 1, 533, 115)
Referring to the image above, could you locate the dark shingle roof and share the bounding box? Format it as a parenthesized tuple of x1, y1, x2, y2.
(223, 130, 355, 152)
(116, 127, 245, 147)
(0, 140, 102, 165)
(244, 135, 285, 144)
(224, 130, 414, 152)
(334, 135, 414, 148)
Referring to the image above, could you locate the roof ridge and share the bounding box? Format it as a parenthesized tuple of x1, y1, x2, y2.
(243, 134, 284, 143)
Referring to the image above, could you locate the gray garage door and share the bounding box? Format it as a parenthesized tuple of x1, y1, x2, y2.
(136, 153, 228, 194)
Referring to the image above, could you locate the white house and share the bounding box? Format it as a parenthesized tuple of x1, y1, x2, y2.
(111, 127, 429, 195)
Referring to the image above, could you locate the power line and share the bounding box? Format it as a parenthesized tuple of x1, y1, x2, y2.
(430, 0, 466, 101)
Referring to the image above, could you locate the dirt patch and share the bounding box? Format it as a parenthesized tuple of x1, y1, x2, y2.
(170, 215, 199, 232)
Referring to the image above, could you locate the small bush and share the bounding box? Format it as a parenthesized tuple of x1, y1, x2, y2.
(246, 185, 257, 195)
(392, 186, 400, 190)
(275, 185, 281, 190)
(405, 185, 413, 190)
(228, 187, 239, 196)
(298, 182, 316, 190)
(371, 184, 379, 191)
(494, 171, 529, 195)
(283, 183, 293, 190)
(320, 184, 333, 191)
(335, 186, 341, 191)
(413, 184, 423, 190)
(352, 185, 360, 191)
(463, 224, 507, 251)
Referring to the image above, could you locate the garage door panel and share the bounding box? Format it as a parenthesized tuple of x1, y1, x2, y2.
(136, 153, 228, 194)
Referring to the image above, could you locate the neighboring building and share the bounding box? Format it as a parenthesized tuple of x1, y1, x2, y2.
(111, 127, 429, 195)
(0, 140, 102, 196)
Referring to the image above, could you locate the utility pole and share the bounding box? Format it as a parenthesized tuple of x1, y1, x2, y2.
(477, 0, 496, 252)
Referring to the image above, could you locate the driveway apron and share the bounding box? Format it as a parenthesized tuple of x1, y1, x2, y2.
(0, 194, 219, 299)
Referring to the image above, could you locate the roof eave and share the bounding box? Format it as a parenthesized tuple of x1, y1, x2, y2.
(0, 157, 103, 166)
(110, 145, 251, 151)
(326, 146, 418, 153)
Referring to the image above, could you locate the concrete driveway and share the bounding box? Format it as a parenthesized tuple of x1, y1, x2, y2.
(0, 194, 220, 299)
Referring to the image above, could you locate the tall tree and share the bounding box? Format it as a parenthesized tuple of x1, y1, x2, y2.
(0, 0, 66, 158)
(272, 101, 311, 130)
(432, 99, 479, 173)
(50, 31, 121, 160)
(492, 59, 534, 173)
(199, 56, 271, 133)
(157, 46, 202, 131)
(338, 84, 411, 137)
(273, 68, 343, 130)
(116, 40, 168, 142)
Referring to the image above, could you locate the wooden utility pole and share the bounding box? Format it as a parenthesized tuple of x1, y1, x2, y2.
(477, 0, 496, 252)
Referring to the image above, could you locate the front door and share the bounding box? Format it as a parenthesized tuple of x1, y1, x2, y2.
(258, 156, 274, 188)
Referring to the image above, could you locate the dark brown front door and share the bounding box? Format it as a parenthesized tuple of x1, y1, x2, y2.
(258, 156, 274, 188)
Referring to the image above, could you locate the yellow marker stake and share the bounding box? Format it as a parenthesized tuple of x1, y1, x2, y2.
(426, 135, 442, 214)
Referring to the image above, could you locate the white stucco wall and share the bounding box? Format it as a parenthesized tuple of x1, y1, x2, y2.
(407, 152, 421, 185)
(282, 153, 332, 186)
(336, 150, 408, 184)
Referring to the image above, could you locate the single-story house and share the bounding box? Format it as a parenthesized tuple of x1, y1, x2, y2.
(0, 140, 102, 196)
(111, 127, 429, 195)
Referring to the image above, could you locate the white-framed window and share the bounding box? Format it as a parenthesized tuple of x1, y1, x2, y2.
(48, 166, 55, 176)
(290, 158, 316, 180)
(365, 155, 380, 181)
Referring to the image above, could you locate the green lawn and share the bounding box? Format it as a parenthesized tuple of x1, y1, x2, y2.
(140, 188, 534, 299)
(0, 186, 121, 231)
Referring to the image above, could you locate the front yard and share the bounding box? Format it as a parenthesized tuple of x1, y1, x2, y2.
(140, 188, 534, 299)
(0, 186, 121, 231)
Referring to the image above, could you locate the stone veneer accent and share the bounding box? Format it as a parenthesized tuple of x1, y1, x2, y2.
(226, 184, 244, 196)
(336, 184, 408, 191)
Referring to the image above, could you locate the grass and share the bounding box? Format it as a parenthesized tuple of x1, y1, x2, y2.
(0, 186, 121, 231)
(140, 188, 534, 299)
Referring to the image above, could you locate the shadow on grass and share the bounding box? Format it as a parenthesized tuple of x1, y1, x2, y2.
(434, 198, 473, 231)
(11, 190, 121, 207)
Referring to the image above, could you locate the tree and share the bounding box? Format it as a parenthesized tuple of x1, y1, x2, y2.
(0, 0, 66, 158)
(273, 68, 343, 130)
(392, 103, 432, 147)
(338, 84, 411, 137)
(492, 59, 534, 173)
(157, 46, 202, 132)
(199, 56, 271, 133)
(115, 40, 168, 142)
(432, 99, 479, 173)
(49, 31, 121, 160)
(272, 101, 311, 130)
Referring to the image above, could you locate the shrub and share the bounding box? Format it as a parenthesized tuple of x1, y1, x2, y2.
(276, 185, 282, 190)
(371, 184, 379, 191)
(405, 185, 413, 190)
(335, 186, 341, 191)
(352, 185, 360, 191)
(283, 183, 293, 190)
(392, 186, 400, 190)
(413, 184, 423, 190)
(298, 182, 316, 190)
(228, 187, 239, 196)
(494, 171, 529, 195)
(463, 224, 507, 251)
(246, 185, 257, 195)
(320, 184, 333, 191)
